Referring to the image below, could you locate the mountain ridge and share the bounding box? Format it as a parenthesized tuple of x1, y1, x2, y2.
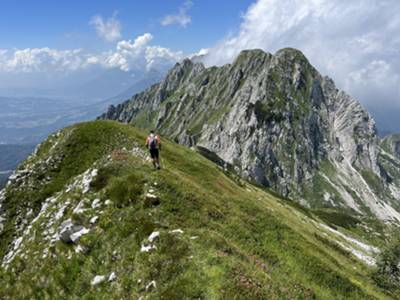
(100, 48, 400, 222)
(0, 120, 394, 299)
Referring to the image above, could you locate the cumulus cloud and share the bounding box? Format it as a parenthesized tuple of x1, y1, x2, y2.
(204, 0, 400, 111)
(94, 33, 184, 71)
(161, 0, 193, 28)
(90, 12, 122, 42)
(0, 33, 183, 74)
(190, 48, 209, 58)
(0, 48, 85, 73)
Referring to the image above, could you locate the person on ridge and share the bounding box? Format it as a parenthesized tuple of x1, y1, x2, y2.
(145, 130, 162, 169)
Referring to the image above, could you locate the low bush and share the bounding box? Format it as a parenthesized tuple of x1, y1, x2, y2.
(106, 174, 144, 207)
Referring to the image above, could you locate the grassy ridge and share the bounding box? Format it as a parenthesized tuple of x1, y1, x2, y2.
(0, 121, 390, 299)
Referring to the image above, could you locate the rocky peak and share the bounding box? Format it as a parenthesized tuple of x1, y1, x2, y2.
(275, 47, 311, 63)
(162, 59, 205, 88)
(100, 48, 400, 222)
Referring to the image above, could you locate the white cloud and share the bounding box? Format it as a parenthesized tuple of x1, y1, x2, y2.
(90, 12, 122, 42)
(95, 33, 184, 72)
(190, 48, 209, 58)
(145, 45, 184, 70)
(0, 48, 84, 73)
(204, 0, 400, 110)
(161, 0, 193, 28)
(132, 33, 153, 48)
(0, 33, 183, 74)
(348, 61, 395, 88)
(347, 60, 400, 108)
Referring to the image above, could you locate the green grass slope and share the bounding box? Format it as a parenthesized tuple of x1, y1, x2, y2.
(0, 121, 391, 299)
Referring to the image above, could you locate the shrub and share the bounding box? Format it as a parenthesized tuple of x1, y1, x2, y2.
(90, 162, 126, 191)
(106, 174, 143, 207)
(372, 240, 400, 296)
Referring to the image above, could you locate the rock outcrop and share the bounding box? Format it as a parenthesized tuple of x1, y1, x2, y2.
(381, 134, 400, 159)
(59, 219, 89, 244)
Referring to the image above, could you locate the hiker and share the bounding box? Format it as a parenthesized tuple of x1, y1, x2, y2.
(145, 130, 162, 169)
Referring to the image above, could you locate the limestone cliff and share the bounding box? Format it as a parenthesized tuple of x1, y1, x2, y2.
(101, 48, 400, 222)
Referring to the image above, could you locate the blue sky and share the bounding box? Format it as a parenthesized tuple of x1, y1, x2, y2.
(0, 0, 253, 53)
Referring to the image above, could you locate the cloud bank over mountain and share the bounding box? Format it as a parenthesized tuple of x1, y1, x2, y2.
(203, 0, 400, 131)
(0, 33, 183, 74)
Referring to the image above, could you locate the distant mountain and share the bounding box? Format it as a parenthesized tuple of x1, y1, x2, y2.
(0, 144, 35, 189)
(0, 67, 165, 102)
(0, 144, 36, 171)
(367, 106, 400, 136)
(0, 70, 163, 144)
(0, 174, 10, 190)
(69, 68, 163, 101)
(101, 48, 400, 223)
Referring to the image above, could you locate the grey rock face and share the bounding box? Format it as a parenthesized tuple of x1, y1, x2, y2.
(381, 134, 400, 158)
(59, 219, 89, 244)
(100, 48, 400, 221)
